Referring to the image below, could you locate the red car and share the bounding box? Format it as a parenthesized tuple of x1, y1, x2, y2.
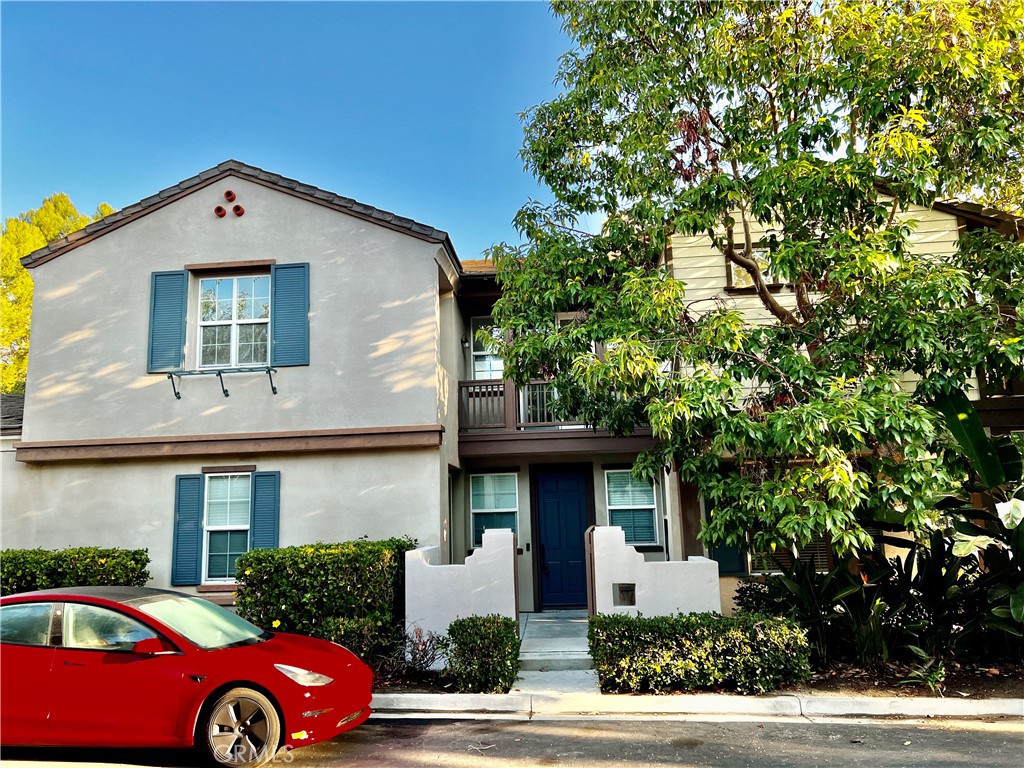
(0, 586, 372, 766)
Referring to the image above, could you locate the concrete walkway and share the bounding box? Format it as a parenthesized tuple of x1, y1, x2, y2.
(371, 611, 1024, 719)
(515, 610, 601, 698)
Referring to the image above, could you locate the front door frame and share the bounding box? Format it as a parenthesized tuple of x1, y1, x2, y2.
(529, 462, 596, 611)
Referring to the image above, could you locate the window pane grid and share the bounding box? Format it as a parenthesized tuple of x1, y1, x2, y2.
(606, 470, 657, 544)
(205, 474, 250, 581)
(470, 473, 518, 547)
(198, 275, 270, 368)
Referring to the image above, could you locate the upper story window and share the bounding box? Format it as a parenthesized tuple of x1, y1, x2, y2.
(199, 275, 271, 368)
(148, 263, 309, 374)
(725, 248, 784, 291)
(471, 316, 504, 380)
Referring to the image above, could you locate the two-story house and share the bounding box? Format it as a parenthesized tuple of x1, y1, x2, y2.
(2, 160, 665, 613)
(6, 161, 1015, 613)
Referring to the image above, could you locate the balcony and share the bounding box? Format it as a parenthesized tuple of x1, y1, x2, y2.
(457, 379, 654, 458)
(458, 379, 582, 432)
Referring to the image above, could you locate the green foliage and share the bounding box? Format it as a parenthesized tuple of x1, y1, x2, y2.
(0, 547, 151, 595)
(234, 538, 416, 667)
(492, 0, 1024, 555)
(444, 615, 521, 693)
(931, 394, 1024, 638)
(735, 531, 1023, 667)
(900, 646, 947, 695)
(588, 612, 810, 695)
(1, 193, 114, 393)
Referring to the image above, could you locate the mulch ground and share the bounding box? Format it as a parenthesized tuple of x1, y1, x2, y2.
(788, 660, 1024, 699)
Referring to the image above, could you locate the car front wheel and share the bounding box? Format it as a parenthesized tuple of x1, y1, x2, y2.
(202, 687, 281, 768)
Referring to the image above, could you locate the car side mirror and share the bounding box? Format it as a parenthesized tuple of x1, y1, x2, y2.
(132, 637, 177, 655)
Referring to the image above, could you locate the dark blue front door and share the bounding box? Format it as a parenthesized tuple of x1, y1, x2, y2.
(537, 469, 589, 608)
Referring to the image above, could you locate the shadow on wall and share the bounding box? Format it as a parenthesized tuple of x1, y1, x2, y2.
(370, 311, 438, 394)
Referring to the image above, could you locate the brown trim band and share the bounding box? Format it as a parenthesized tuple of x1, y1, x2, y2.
(15, 425, 444, 463)
(459, 429, 653, 459)
(201, 464, 257, 474)
(185, 260, 276, 272)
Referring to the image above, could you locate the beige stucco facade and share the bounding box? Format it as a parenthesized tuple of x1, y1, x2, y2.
(1, 447, 440, 586)
(5, 168, 461, 594)
(23, 176, 451, 441)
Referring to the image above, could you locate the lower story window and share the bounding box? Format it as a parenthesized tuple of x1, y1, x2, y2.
(750, 534, 833, 573)
(172, 470, 280, 587)
(470, 473, 518, 548)
(204, 473, 251, 580)
(606, 470, 657, 544)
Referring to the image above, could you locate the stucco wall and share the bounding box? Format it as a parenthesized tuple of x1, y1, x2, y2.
(22, 175, 451, 443)
(0, 448, 441, 587)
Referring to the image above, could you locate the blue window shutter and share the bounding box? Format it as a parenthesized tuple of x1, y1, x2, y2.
(148, 271, 187, 373)
(271, 263, 309, 366)
(250, 471, 280, 550)
(172, 474, 204, 585)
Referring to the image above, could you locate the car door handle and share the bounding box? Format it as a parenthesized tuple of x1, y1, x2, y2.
(62, 660, 85, 667)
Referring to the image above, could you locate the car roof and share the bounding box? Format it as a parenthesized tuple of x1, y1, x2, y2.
(1, 586, 184, 603)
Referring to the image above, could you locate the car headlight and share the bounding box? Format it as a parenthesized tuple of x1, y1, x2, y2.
(274, 663, 334, 686)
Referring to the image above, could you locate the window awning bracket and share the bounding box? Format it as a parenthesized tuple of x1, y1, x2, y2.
(216, 371, 230, 398)
(164, 366, 280, 399)
(167, 373, 182, 400)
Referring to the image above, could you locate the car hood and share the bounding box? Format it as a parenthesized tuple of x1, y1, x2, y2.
(203, 631, 370, 681)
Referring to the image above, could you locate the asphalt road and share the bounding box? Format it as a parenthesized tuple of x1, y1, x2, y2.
(3, 716, 1023, 768)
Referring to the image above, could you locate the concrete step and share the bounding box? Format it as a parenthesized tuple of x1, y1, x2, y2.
(519, 651, 593, 671)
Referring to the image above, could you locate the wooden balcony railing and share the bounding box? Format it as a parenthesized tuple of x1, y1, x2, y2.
(458, 379, 585, 431)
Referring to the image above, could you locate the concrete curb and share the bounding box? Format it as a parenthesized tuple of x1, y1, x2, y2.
(371, 692, 1024, 719)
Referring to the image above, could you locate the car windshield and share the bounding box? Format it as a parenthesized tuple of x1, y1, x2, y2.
(128, 595, 270, 650)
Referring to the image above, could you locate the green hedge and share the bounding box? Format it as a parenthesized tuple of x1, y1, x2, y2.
(0, 547, 151, 596)
(445, 615, 522, 693)
(234, 538, 415, 664)
(588, 612, 811, 695)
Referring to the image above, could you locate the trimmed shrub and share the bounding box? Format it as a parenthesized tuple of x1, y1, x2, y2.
(445, 615, 521, 693)
(234, 538, 416, 667)
(0, 547, 150, 596)
(588, 612, 811, 695)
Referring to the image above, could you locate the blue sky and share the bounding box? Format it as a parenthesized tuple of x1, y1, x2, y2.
(1, 1, 572, 259)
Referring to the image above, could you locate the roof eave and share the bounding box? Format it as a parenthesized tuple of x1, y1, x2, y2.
(20, 160, 461, 269)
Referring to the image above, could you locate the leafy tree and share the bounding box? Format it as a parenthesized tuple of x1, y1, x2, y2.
(1, 194, 113, 393)
(491, 0, 1024, 554)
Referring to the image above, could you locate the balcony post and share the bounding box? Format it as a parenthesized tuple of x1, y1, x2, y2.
(503, 379, 517, 430)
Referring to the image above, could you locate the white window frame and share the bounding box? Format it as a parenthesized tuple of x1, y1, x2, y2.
(202, 472, 251, 583)
(605, 469, 659, 545)
(726, 247, 784, 289)
(469, 472, 519, 549)
(470, 316, 504, 381)
(197, 274, 271, 369)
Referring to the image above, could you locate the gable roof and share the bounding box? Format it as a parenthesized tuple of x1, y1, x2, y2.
(20, 159, 461, 270)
